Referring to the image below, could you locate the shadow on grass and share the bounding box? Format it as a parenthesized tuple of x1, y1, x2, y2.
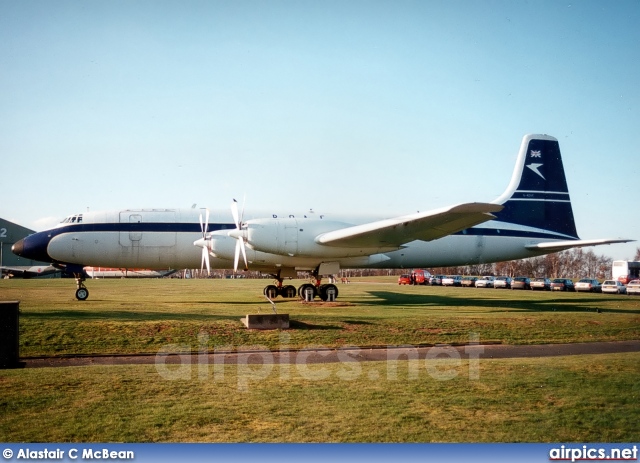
(289, 320, 342, 330)
(342, 319, 375, 325)
(20, 310, 241, 322)
(360, 291, 640, 315)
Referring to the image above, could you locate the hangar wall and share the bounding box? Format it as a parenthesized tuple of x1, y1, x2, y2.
(0, 218, 49, 267)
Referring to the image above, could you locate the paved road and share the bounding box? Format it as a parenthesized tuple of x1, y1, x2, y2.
(21, 340, 640, 368)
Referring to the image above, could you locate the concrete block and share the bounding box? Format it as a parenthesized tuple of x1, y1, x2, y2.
(242, 313, 290, 330)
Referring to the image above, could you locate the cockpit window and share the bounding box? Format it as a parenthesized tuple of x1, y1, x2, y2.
(61, 214, 83, 224)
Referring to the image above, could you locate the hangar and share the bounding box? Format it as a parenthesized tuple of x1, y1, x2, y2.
(1, 218, 57, 277)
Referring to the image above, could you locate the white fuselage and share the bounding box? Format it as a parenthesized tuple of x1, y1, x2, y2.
(41, 208, 549, 272)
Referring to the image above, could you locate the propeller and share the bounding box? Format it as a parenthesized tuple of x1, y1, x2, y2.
(197, 209, 211, 275)
(229, 198, 248, 272)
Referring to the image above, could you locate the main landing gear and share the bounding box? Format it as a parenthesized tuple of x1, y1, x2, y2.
(263, 274, 339, 302)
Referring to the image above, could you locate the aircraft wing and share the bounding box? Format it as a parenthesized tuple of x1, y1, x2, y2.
(316, 203, 503, 249)
(525, 238, 635, 253)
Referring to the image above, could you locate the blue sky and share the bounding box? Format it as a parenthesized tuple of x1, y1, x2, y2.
(1, 0, 638, 260)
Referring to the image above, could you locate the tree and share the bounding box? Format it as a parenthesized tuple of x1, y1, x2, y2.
(416, 248, 613, 279)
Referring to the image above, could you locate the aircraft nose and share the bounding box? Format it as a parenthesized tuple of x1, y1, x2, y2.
(11, 232, 53, 262)
(11, 239, 24, 257)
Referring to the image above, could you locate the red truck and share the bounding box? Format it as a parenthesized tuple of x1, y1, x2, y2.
(398, 269, 431, 285)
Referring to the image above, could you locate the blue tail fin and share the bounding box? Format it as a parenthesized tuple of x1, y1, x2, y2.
(492, 134, 579, 240)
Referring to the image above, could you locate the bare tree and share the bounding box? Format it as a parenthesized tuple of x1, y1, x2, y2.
(415, 248, 613, 280)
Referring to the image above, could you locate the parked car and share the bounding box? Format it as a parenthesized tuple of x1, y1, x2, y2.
(551, 278, 575, 291)
(411, 269, 431, 285)
(461, 276, 478, 287)
(511, 277, 531, 290)
(475, 276, 495, 288)
(575, 278, 602, 293)
(493, 276, 512, 289)
(530, 277, 551, 291)
(430, 275, 445, 286)
(398, 274, 412, 285)
(602, 280, 627, 294)
(442, 275, 462, 286)
(626, 279, 640, 296)
(617, 274, 637, 285)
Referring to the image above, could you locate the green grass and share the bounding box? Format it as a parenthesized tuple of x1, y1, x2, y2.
(1, 354, 639, 442)
(1, 277, 638, 356)
(1, 277, 638, 442)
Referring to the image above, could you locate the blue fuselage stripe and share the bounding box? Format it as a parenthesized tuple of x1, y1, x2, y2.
(42, 221, 575, 242)
(51, 222, 236, 234)
(20, 222, 235, 264)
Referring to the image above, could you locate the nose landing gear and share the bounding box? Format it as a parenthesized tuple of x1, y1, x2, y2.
(74, 272, 89, 301)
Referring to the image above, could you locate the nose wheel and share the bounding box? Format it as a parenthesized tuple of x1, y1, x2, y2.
(74, 273, 89, 301)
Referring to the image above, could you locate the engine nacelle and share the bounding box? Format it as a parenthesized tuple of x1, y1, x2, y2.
(208, 227, 393, 271)
(243, 217, 392, 258)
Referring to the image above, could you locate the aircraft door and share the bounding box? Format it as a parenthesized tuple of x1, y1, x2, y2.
(120, 213, 143, 247)
(279, 218, 298, 256)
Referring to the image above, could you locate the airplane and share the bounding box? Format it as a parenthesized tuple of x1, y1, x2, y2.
(11, 134, 633, 301)
(1, 265, 59, 279)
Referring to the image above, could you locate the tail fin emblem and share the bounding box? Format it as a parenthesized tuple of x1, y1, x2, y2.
(530, 150, 542, 158)
(526, 162, 545, 180)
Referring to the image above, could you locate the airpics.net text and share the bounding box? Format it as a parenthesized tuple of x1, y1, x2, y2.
(154, 332, 484, 391)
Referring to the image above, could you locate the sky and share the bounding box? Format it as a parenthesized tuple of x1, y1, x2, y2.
(1, 0, 638, 260)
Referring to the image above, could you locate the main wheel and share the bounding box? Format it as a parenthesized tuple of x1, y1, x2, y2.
(281, 285, 297, 298)
(263, 285, 278, 299)
(319, 284, 339, 301)
(298, 283, 317, 301)
(75, 287, 89, 301)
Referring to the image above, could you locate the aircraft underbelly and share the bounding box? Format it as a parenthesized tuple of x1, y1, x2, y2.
(374, 235, 539, 268)
(49, 232, 205, 269)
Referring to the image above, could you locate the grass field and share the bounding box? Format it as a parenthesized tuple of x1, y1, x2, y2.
(1, 354, 639, 442)
(1, 277, 639, 442)
(1, 277, 638, 356)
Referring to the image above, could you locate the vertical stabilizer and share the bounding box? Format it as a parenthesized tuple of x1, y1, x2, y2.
(492, 134, 579, 239)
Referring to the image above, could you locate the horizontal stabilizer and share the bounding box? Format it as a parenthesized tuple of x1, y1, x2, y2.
(525, 238, 635, 253)
(316, 203, 503, 249)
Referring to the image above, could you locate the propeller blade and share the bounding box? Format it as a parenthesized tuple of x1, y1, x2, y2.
(231, 199, 240, 229)
(198, 239, 210, 275)
(202, 246, 211, 275)
(239, 236, 248, 270)
(196, 210, 211, 276)
(233, 239, 240, 272)
(200, 210, 210, 236)
(230, 198, 248, 272)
